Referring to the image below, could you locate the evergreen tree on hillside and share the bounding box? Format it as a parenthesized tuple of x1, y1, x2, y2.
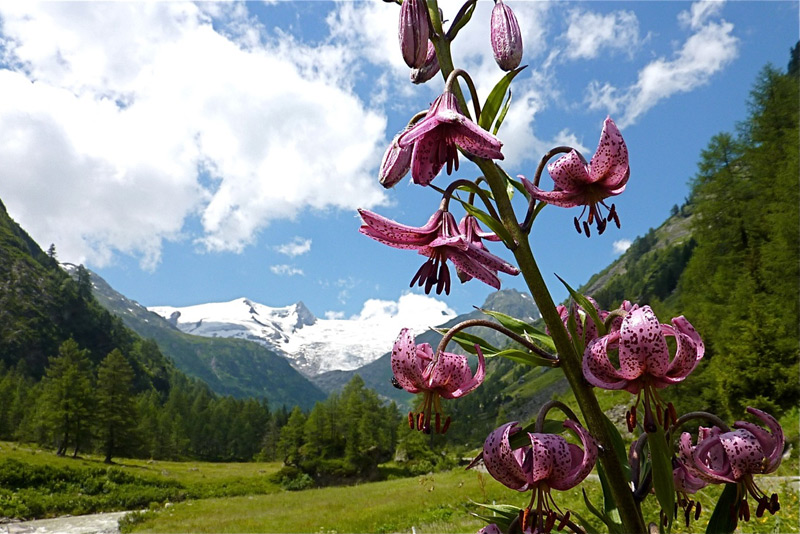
(678, 56, 800, 417)
(95, 349, 138, 463)
(38, 339, 95, 456)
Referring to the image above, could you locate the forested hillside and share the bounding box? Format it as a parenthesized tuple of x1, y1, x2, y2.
(575, 45, 799, 420)
(0, 201, 308, 462)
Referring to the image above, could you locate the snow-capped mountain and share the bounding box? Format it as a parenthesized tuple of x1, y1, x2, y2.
(149, 295, 456, 376)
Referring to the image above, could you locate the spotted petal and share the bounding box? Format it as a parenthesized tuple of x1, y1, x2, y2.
(483, 422, 530, 491)
(618, 306, 668, 380)
(720, 429, 765, 481)
(426, 347, 485, 399)
(656, 317, 704, 387)
(521, 178, 587, 208)
(546, 149, 590, 191)
(549, 420, 598, 490)
(390, 328, 429, 393)
(358, 208, 443, 247)
(589, 117, 629, 190)
(734, 408, 784, 473)
(583, 333, 630, 390)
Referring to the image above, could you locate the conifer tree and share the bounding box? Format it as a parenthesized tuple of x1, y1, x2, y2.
(38, 338, 95, 456)
(96, 348, 138, 463)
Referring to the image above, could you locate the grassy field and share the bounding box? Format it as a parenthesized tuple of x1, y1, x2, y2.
(1, 440, 797, 534)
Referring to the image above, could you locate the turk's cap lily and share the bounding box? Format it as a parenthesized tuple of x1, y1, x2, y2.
(391, 328, 486, 398)
(411, 40, 440, 84)
(399, 0, 429, 68)
(522, 117, 629, 236)
(481, 420, 598, 492)
(582, 305, 704, 393)
(398, 90, 504, 186)
(358, 207, 518, 294)
(392, 328, 485, 433)
(680, 408, 784, 484)
(490, 0, 523, 71)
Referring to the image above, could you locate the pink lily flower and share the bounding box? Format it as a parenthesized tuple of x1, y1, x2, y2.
(480, 420, 597, 533)
(358, 208, 519, 295)
(378, 129, 413, 189)
(391, 328, 485, 434)
(582, 305, 703, 431)
(397, 90, 504, 186)
(679, 408, 784, 522)
(522, 117, 629, 236)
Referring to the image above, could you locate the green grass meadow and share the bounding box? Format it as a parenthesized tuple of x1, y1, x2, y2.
(1, 440, 797, 533)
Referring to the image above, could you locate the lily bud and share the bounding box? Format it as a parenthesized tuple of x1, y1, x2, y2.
(399, 0, 429, 69)
(378, 131, 413, 188)
(410, 41, 440, 84)
(490, 0, 523, 71)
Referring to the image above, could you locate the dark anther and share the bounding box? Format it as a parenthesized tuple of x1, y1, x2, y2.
(667, 402, 678, 426)
(656, 404, 663, 425)
(770, 493, 780, 513)
(441, 416, 451, 434)
(417, 412, 425, 430)
(582, 220, 591, 237)
(739, 500, 750, 522)
(557, 511, 570, 532)
(544, 511, 556, 532)
(574, 217, 582, 234)
(521, 508, 530, 531)
(408, 412, 415, 429)
(695, 501, 701, 521)
(756, 499, 767, 518)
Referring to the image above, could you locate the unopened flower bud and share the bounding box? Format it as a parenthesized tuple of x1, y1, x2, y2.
(379, 131, 413, 188)
(410, 41, 440, 84)
(399, 0, 429, 69)
(490, 0, 523, 71)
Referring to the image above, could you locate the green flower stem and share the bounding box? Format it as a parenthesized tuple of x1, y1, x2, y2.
(422, 7, 646, 531)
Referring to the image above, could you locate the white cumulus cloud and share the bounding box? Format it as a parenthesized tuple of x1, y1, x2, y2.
(0, 3, 388, 269)
(270, 264, 304, 277)
(585, 2, 738, 127)
(613, 239, 633, 254)
(562, 9, 642, 60)
(275, 237, 312, 258)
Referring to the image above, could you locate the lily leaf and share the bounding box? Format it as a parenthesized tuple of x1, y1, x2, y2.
(648, 426, 675, 532)
(490, 348, 558, 368)
(433, 328, 500, 355)
(479, 66, 527, 132)
(597, 463, 623, 534)
(476, 308, 556, 351)
(462, 202, 516, 249)
(495, 164, 530, 201)
(602, 413, 632, 481)
(555, 274, 606, 338)
(492, 89, 512, 136)
(705, 483, 739, 534)
(446, 0, 478, 41)
(571, 511, 602, 534)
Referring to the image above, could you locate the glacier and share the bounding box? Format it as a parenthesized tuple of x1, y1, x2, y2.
(149, 294, 456, 376)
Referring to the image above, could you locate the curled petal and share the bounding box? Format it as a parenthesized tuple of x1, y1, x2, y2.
(390, 328, 428, 393)
(618, 306, 668, 380)
(448, 117, 505, 161)
(439, 345, 486, 399)
(720, 429, 765, 481)
(674, 461, 708, 494)
(583, 333, 629, 390)
(693, 435, 736, 483)
(521, 178, 586, 208)
(550, 420, 598, 490)
(358, 208, 443, 246)
(589, 117, 630, 190)
(735, 407, 784, 473)
(546, 149, 590, 191)
(483, 422, 530, 491)
(478, 525, 503, 534)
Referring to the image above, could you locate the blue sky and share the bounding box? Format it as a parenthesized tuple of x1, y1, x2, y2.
(0, 1, 796, 321)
